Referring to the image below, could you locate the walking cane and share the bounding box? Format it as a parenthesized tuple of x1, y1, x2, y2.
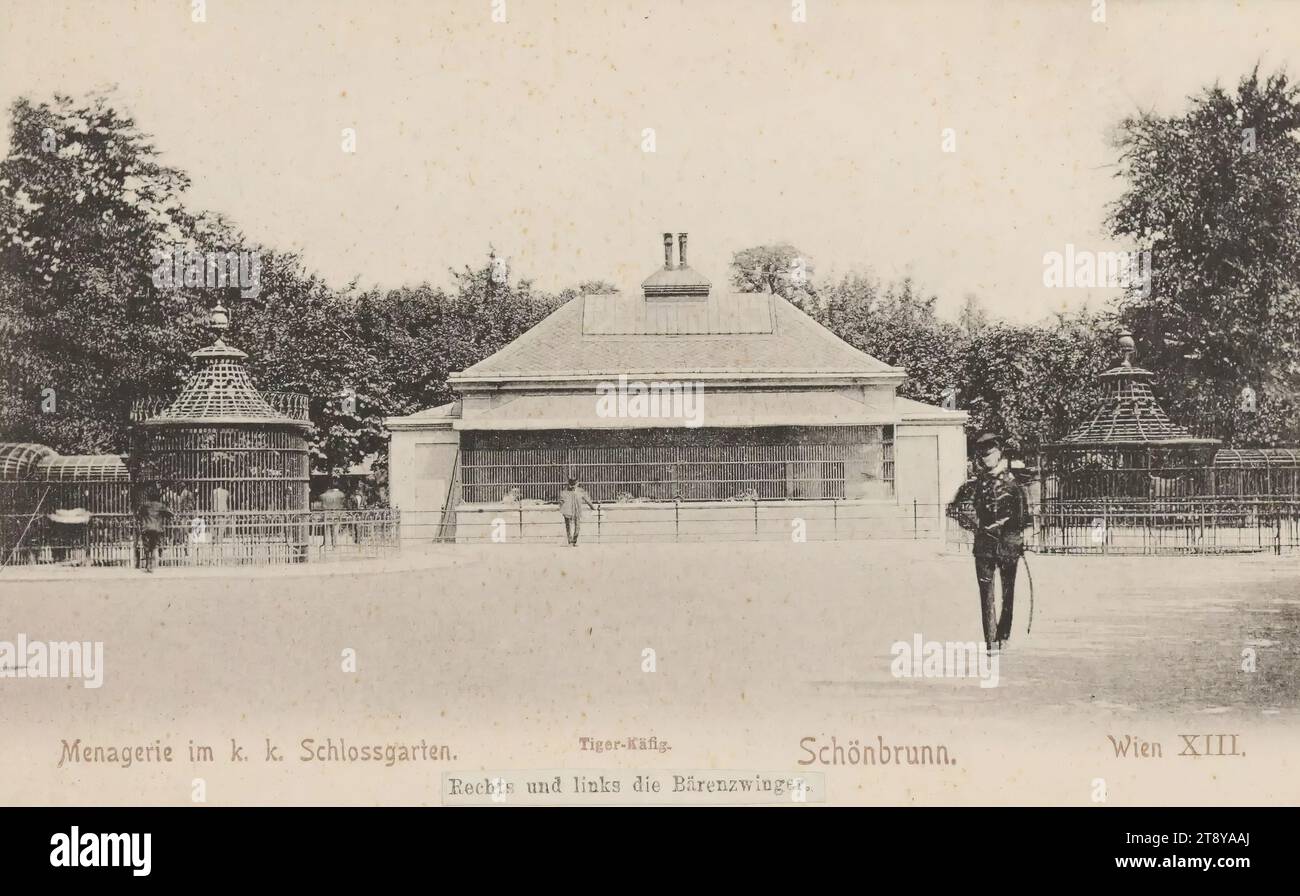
(1019, 547, 1035, 635)
(3, 486, 50, 568)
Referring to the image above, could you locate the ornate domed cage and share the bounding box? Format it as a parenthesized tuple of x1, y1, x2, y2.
(131, 304, 312, 513)
(1032, 333, 1300, 554)
(1040, 333, 1220, 502)
(3, 305, 399, 568)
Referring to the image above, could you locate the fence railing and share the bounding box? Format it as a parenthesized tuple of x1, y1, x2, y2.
(403, 498, 945, 544)
(400, 496, 1300, 554)
(1026, 498, 1300, 555)
(0, 509, 399, 569)
(943, 498, 1300, 555)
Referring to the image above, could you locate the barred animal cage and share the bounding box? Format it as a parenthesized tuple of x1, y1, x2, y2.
(132, 426, 309, 512)
(1210, 448, 1300, 497)
(460, 425, 895, 503)
(131, 308, 312, 514)
(0, 444, 134, 565)
(1040, 333, 1221, 504)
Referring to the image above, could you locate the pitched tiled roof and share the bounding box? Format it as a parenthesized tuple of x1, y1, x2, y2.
(584, 292, 773, 335)
(453, 295, 900, 381)
(141, 341, 309, 429)
(1055, 364, 1218, 447)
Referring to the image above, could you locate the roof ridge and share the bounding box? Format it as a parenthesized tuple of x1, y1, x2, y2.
(452, 292, 900, 383)
(459, 297, 580, 375)
(769, 293, 901, 371)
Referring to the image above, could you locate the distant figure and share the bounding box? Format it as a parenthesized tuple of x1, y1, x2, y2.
(211, 485, 230, 512)
(175, 486, 196, 548)
(946, 432, 1032, 652)
(136, 487, 173, 573)
(320, 482, 347, 546)
(310, 497, 324, 543)
(210, 484, 231, 543)
(347, 489, 366, 542)
(502, 486, 522, 504)
(558, 477, 596, 546)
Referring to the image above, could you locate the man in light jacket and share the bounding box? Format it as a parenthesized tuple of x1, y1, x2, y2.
(558, 477, 596, 546)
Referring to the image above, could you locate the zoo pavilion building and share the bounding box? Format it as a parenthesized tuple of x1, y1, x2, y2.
(386, 234, 968, 543)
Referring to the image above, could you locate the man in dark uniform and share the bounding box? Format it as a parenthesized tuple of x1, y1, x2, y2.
(946, 432, 1032, 651)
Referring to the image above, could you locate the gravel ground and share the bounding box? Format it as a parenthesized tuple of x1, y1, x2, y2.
(2, 540, 1296, 805)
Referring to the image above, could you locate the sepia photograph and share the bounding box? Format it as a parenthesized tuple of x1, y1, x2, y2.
(0, 0, 1294, 872)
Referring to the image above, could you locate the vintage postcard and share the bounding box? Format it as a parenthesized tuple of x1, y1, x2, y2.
(0, 0, 1296, 836)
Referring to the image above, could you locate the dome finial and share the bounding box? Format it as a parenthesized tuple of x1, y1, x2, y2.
(209, 302, 230, 345)
(1117, 330, 1136, 367)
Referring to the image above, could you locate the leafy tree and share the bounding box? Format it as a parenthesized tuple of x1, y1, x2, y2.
(958, 311, 1113, 456)
(0, 91, 209, 453)
(813, 268, 1112, 454)
(350, 254, 563, 434)
(818, 273, 965, 408)
(1109, 66, 1300, 445)
(0, 92, 565, 477)
(729, 243, 817, 310)
(556, 279, 619, 300)
(958, 293, 990, 336)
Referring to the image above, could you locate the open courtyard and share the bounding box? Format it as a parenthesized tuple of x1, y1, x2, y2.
(1, 540, 1297, 805)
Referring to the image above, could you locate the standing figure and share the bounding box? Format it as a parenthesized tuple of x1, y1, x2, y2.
(136, 487, 174, 573)
(348, 488, 366, 541)
(320, 481, 347, 547)
(558, 477, 596, 546)
(946, 432, 1032, 651)
(210, 483, 231, 548)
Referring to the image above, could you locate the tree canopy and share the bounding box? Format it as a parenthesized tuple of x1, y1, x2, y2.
(1110, 66, 1300, 445)
(0, 92, 562, 475)
(5, 70, 1300, 480)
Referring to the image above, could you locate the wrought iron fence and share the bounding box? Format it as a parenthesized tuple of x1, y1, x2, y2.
(0, 509, 399, 569)
(945, 498, 1300, 556)
(406, 498, 943, 544)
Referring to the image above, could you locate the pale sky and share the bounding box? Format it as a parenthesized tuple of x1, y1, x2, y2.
(1, 0, 1296, 322)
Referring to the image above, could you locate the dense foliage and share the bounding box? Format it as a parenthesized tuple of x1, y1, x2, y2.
(0, 92, 560, 474)
(1109, 67, 1300, 445)
(5, 70, 1298, 475)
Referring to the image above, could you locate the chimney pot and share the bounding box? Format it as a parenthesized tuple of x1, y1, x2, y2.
(663, 233, 674, 270)
(678, 233, 688, 269)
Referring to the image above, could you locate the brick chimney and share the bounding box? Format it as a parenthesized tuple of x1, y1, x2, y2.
(641, 232, 711, 298)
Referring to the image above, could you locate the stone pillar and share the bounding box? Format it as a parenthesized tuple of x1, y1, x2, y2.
(386, 419, 461, 543)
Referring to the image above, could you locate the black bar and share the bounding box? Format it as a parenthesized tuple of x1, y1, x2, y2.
(0, 808, 1276, 883)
